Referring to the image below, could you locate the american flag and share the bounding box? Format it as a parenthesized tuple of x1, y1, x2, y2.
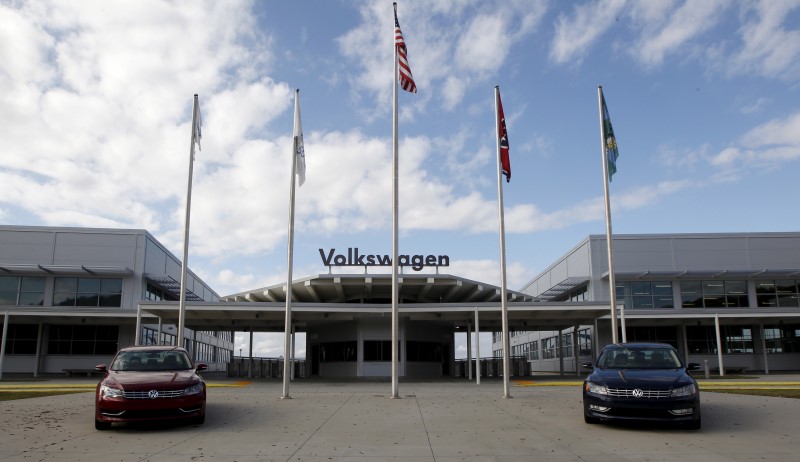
(394, 10, 416, 93)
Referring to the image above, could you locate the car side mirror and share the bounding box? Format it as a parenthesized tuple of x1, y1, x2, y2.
(95, 364, 107, 372)
(581, 361, 594, 370)
(196, 363, 208, 372)
(686, 363, 701, 371)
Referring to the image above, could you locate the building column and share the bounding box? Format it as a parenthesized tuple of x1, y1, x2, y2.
(573, 325, 580, 376)
(135, 305, 142, 345)
(291, 324, 296, 381)
(466, 321, 472, 380)
(248, 330, 253, 379)
(0, 312, 8, 380)
(760, 324, 769, 375)
(714, 314, 724, 377)
(475, 308, 481, 385)
(34, 322, 43, 377)
(558, 328, 564, 375)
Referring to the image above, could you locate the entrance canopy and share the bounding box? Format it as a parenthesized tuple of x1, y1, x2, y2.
(139, 274, 611, 332)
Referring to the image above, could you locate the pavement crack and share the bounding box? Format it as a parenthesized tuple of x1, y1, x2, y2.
(414, 395, 436, 462)
(284, 392, 355, 462)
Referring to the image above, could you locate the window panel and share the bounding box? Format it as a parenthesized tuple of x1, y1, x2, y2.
(0, 291, 17, 305)
(702, 281, 725, 295)
(620, 281, 673, 310)
(776, 280, 796, 294)
(755, 281, 776, 293)
(725, 280, 747, 294)
(54, 278, 78, 292)
(630, 281, 652, 296)
(0, 276, 18, 291)
(101, 279, 123, 293)
(652, 282, 673, 296)
(78, 278, 101, 292)
(757, 294, 778, 307)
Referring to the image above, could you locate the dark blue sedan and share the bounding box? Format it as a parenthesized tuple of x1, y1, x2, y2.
(582, 342, 702, 429)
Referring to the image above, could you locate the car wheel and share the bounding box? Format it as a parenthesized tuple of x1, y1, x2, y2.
(95, 419, 111, 430)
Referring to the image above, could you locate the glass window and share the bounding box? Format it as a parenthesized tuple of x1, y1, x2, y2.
(3, 324, 38, 355)
(46, 325, 119, 355)
(686, 326, 716, 354)
(53, 277, 123, 308)
(542, 336, 557, 359)
(724, 326, 753, 353)
(756, 280, 800, 308)
(681, 280, 750, 308)
(0, 276, 45, 306)
(618, 281, 673, 310)
(319, 341, 357, 362)
(763, 325, 800, 353)
(561, 333, 574, 357)
(625, 326, 678, 348)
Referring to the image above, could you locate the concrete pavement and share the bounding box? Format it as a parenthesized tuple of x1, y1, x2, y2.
(1, 375, 799, 461)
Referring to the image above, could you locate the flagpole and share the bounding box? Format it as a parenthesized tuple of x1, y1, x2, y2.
(282, 89, 301, 399)
(494, 86, 511, 399)
(391, 2, 400, 400)
(178, 94, 200, 348)
(598, 86, 622, 343)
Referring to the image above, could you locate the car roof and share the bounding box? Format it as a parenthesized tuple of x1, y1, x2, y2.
(602, 342, 676, 350)
(117, 345, 188, 354)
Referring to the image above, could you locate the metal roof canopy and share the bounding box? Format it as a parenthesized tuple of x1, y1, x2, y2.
(221, 273, 536, 304)
(139, 300, 612, 333)
(136, 272, 603, 332)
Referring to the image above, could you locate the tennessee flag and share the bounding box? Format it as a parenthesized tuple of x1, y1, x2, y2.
(497, 91, 510, 182)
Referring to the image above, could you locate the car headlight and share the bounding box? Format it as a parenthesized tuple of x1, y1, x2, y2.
(184, 383, 204, 396)
(585, 381, 609, 396)
(100, 385, 124, 398)
(671, 383, 697, 397)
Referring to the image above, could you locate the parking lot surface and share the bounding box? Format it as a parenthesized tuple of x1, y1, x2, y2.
(1, 375, 799, 461)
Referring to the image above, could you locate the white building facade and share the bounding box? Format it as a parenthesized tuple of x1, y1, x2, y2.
(0, 226, 233, 376)
(494, 233, 800, 374)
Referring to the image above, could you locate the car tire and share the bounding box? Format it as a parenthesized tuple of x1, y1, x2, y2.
(95, 419, 111, 431)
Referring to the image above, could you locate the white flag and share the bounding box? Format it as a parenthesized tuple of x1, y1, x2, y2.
(294, 92, 305, 187)
(193, 96, 202, 152)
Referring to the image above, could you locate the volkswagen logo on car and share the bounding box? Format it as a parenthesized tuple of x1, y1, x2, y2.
(148, 390, 159, 399)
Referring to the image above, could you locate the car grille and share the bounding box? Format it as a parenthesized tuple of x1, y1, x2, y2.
(607, 388, 671, 398)
(122, 389, 185, 399)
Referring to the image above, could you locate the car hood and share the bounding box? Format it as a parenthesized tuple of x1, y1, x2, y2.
(104, 370, 200, 389)
(588, 368, 693, 388)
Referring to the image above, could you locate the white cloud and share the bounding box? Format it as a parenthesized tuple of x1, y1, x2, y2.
(549, 0, 628, 65)
(727, 0, 800, 80)
(741, 112, 800, 148)
(628, 0, 728, 67)
(710, 112, 800, 172)
(337, 1, 545, 114)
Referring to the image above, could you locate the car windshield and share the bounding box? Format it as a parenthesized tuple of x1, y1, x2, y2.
(596, 347, 681, 369)
(110, 350, 193, 371)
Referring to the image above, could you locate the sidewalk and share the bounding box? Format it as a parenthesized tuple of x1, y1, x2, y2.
(1, 376, 800, 461)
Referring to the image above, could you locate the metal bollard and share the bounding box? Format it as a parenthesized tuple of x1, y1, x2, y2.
(704, 359, 710, 379)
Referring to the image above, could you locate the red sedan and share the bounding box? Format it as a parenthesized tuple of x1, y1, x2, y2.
(94, 345, 207, 430)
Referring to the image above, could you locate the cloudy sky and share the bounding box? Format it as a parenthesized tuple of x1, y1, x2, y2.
(2, 0, 799, 358)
